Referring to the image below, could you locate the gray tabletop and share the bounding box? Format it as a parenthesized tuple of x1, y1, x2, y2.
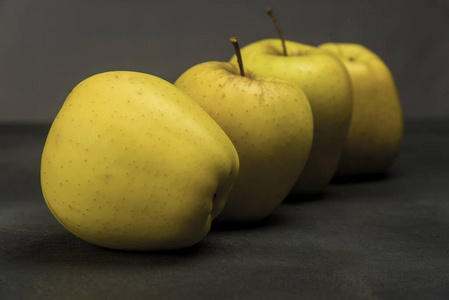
(1, 119, 448, 299)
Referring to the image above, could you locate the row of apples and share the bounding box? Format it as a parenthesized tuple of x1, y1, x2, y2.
(40, 9, 403, 251)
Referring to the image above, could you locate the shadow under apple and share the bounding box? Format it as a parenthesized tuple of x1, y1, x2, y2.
(5, 228, 214, 269)
(210, 213, 286, 232)
(330, 172, 391, 184)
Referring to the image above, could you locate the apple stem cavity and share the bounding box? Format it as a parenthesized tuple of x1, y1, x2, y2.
(230, 37, 245, 77)
(266, 7, 287, 56)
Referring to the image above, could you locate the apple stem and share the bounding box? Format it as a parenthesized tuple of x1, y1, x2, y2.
(230, 37, 245, 77)
(266, 7, 287, 56)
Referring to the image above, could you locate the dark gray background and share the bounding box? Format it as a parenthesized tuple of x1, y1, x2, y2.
(1, 0, 448, 123)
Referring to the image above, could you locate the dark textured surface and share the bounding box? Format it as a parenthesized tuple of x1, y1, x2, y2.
(1, 119, 449, 299)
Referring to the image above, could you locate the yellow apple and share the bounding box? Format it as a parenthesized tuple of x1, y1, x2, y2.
(231, 39, 352, 194)
(319, 43, 404, 176)
(41, 71, 239, 250)
(175, 56, 313, 222)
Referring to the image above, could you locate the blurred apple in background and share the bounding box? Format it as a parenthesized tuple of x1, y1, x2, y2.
(230, 9, 352, 195)
(319, 43, 404, 177)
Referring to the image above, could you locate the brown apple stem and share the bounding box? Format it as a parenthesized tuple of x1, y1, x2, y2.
(266, 7, 287, 56)
(230, 37, 245, 77)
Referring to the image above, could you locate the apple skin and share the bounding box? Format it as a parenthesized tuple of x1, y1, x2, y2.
(231, 39, 352, 195)
(319, 43, 404, 176)
(175, 62, 313, 222)
(40, 71, 239, 251)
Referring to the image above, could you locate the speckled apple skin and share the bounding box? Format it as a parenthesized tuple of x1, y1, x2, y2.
(231, 39, 353, 195)
(41, 71, 239, 251)
(175, 63, 313, 222)
(319, 43, 404, 176)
